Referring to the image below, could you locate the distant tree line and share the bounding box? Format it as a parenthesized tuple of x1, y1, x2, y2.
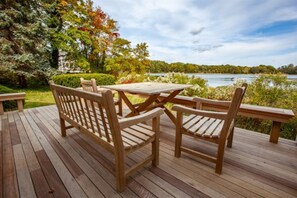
(278, 64, 297, 74)
(149, 61, 297, 74)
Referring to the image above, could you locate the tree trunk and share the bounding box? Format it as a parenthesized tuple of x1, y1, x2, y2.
(18, 75, 27, 88)
(51, 48, 59, 68)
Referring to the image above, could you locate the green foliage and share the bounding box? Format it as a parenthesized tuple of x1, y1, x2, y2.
(47, 0, 119, 72)
(52, 73, 116, 88)
(205, 75, 297, 140)
(0, 0, 53, 87)
(0, 85, 15, 94)
(0, 85, 18, 110)
(152, 72, 208, 97)
(117, 73, 148, 84)
(245, 74, 297, 107)
(149, 60, 279, 74)
(104, 38, 150, 76)
(278, 64, 297, 74)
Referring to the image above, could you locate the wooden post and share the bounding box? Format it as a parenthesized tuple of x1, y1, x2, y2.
(17, 100, 23, 112)
(0, 101, 3, 115)
(270, 121, 281, 144)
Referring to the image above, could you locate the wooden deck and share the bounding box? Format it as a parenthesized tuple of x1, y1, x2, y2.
(1, 105, 297, 198)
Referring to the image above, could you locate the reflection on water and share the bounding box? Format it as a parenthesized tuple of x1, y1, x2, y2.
(150, 73, 297, 87)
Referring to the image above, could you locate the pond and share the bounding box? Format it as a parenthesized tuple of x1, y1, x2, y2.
(149, 73, 297, 87)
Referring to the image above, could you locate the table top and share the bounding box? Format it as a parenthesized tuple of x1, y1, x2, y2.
(102, 82, 192, 95)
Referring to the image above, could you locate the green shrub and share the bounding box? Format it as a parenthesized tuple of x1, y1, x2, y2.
(152, 72, 208, 97)
(117, 73, 148, 84)
(243, 74, 297, 139)
(0, 85, 20, 110)
(51, 73, 116, 88)
(0, 68, 53, 88)
(207, 75, 297, 140)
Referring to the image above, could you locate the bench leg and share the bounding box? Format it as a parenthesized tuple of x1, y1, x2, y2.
(0, 101, 3, 115)
(17, 100, 23, 112)
(60, 118, 66, 137)
(270, 121, 281, 144)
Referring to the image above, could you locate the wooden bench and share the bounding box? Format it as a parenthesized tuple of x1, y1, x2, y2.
(50, 83, 164, 192)
(0, 93, 26, 115)
(158, 93, 295, 144)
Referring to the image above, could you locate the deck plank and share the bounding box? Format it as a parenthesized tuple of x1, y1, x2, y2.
(35, 150, 71, 198)
(0, 115, 3, 198)
(13, 113, 40, 172)
(30, 168, 54, 198)
(13, 144, 36, 198)
(36, 106, 118, 198)
(2, 114, 19, 198)
(1, 105, 297, 197)
(25, 109, 88, 198)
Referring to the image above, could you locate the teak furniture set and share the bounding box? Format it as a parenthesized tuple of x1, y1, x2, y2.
(49, 81, 293, 192)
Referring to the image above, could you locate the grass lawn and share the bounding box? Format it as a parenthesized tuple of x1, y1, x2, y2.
(11, 86, 167, 110)
(16, 86, 55, 109)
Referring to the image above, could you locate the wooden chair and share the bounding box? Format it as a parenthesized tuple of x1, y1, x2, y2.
(172, 83, 247, 174)
(50, 83, 164, 191)
(80, 78, 122, 116)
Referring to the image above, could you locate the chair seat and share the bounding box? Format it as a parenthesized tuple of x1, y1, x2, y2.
(183, 115, 224, 138)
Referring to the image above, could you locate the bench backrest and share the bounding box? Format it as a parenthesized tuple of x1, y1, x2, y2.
(50, 83, 123, 153)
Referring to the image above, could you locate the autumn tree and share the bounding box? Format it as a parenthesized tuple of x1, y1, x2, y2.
(104, 38, 150, 77)
(49, 0, 119, 71)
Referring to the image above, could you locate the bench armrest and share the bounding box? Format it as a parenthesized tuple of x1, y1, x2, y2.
(119, 108, 164, 129)
(172, 104, 227, 120)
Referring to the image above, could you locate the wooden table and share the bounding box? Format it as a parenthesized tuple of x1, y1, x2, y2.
(103, 82, 191, 124)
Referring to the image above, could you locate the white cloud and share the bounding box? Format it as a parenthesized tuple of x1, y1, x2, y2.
(94, 0, 297, 67)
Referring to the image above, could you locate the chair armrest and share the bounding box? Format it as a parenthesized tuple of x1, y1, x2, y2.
(119, 108, 164, 129)
(193, 97, 231, 107)
(172, 105, 227, 120)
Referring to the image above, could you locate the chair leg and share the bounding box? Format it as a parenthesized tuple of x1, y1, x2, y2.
(175, 112, 183, 157)
(215, 140, 226, 174)
(60, 117, 66, 137)
(227, 127, 234, 148)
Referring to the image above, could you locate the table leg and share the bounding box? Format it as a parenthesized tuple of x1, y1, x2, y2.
(164, 108, 177, 124)
(270, 121, 281, 144)
(154, 90, 183, 125)
(118, 91, 136, 114)
(126, 94, 160, 117)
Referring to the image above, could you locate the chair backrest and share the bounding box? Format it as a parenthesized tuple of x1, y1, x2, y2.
(50, 83, 123, 152)
(222, 83, 248, 135)
(80, 78, 98, 93)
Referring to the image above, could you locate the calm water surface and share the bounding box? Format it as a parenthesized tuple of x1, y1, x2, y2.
(150, 73, 297, 87)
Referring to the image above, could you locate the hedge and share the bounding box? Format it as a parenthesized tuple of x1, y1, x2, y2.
(51, 73, 116, 88)
(0, 85, 19, 110)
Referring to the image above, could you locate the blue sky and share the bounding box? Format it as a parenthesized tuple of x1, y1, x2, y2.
(94, 0, 297, 67)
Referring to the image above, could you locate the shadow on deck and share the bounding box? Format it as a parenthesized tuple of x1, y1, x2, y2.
(1, 105, 297, 197)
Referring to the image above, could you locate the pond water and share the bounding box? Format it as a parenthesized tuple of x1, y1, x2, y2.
(149, 73, 297, 87)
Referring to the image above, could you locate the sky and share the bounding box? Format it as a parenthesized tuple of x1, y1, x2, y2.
(94, 0, 297, 67)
